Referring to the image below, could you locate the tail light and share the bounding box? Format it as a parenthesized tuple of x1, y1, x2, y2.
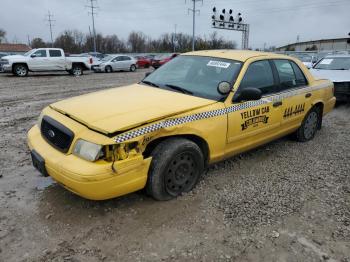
(89, 57, 93, 64)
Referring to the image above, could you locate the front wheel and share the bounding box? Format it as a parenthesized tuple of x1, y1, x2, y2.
(13, 64, 28, 77)
(105, 65, 112, 73)
(130, 64, 136, 72)
(294, 106, 321, 142)
(146, 138, 204, 201)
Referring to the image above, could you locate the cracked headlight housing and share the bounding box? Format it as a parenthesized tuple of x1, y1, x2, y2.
(73, 139, 103, 162)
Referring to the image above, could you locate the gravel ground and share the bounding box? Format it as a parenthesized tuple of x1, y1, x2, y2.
(0, 70, 349, 262)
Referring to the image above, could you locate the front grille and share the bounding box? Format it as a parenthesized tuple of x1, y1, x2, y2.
(41, 116, 74, 153)
(334, 82, 350, 93)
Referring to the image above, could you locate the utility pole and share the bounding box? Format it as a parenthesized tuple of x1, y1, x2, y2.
(27, 35, 31, 47)
(46, 11, 55, 47)
(187, 0, 203, 51)
(86, 0, 98, 52)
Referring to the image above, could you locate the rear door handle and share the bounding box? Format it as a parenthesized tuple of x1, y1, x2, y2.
(305, 93, 312, 98)
(273, 101, 282, 107)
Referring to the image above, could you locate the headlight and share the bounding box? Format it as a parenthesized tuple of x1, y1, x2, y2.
(73, 139, 103, 162)
(0, 59, 9, 64)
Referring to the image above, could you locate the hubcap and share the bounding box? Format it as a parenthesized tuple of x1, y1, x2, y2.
(73, 67, 82, 76)
(165, 152, 198, 196)
(16, 66, 26, 76)
(304, 111, 318, 139)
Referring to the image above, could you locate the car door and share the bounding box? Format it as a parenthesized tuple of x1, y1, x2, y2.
(111, 56, 123, 70)
(48, 49, 66, 70)
(122, 56, 132, 70)
(225, 59, 283, 155)
(272, 59, 312, 132)
(28, 49, 49, 71)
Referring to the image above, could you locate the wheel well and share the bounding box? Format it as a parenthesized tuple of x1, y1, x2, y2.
(72, 62, 88, 70)
(312, 102, 324, 129)
(12, 63, 28, 71)
(143, 135, 210, 165)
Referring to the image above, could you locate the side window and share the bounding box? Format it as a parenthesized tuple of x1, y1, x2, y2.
(291, 61, 307, 86)
(49, 50, 62, 57)
(33, 50, 47, 57)
(239, 60, 275, 95)
(115, 56, 123, 62)
(123, 56, 131, 61)
(274, 60, 298, 91)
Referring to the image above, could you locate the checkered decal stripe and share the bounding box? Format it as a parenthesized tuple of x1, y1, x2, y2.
(114, 100, 265, 143)
(114, 83, 329, 143)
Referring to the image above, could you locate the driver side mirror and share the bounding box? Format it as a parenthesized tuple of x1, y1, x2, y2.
(234, 88, 262, 103)
(30, 54, 37, 58)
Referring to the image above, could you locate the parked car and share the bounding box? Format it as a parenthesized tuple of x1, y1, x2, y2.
(134, 56, 151, 68)
(0, 48, 92, 76)
(0, 52, 8, 59)
(93, 55, 137, 73)
(28, 50, 335, 201)
(290, 54, 317, 69)
(152, 53, 178, 69)
(310, 55, 350, 102)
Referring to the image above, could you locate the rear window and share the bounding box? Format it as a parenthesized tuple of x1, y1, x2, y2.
(49, 50, 62, 57)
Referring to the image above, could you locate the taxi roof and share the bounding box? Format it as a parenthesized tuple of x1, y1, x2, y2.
(183, 49, 289, 62)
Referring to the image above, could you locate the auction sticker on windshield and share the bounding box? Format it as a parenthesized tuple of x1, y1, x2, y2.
(320, 59, 333, 65)
(207, 60, 231, 68)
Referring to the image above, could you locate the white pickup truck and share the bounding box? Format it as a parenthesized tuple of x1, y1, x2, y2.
(0, 48, 93, 76)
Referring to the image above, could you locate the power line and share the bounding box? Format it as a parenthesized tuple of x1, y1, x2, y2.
(45, 10, 55, 47)
(187, 0, 203, 51)
(86, 0, 98, 52)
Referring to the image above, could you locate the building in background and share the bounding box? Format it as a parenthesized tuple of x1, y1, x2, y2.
(0, 43, 31, 54)
(277, 37, 350, 52)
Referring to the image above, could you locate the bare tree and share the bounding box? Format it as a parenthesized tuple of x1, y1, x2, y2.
(128, 31, 147, 52)
(31, 38, 47, 48)
(0, 29, 6, 43)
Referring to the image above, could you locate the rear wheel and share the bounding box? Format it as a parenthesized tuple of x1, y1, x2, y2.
(130, 64, 136, 72)
(13, 64, 28, 77)
(70, 64, 83, 76)
(294, 106, 321, 142)
(105, 65, 112, 73)
(146, 138, 204, 201)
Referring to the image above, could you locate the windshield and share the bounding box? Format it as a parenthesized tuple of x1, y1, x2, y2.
(314, 57, 350, 70)
(142, 55, 242, 101)
(101, 55, 113, 62)
(23, 49, 36, 56)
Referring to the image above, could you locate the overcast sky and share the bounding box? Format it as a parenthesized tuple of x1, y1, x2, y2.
(1, 0, 349, 49)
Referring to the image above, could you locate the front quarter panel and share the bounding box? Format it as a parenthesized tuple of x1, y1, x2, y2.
(113, 102, 228, 163)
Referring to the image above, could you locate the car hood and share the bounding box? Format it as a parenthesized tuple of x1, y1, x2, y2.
(50, 84, 216, 135)
(309, 69, 350, 82)
(2, 55, 25, 60)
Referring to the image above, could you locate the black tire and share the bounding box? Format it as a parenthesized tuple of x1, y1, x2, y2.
(294, 106, 321, 142)
(13, 64, 28, 77)
(70, 64, 83, 76)
(146, 138, 204, 201)
(145, 63, 150, 68)
(130, 64, 137, 72)
(105, 65, 113, 73)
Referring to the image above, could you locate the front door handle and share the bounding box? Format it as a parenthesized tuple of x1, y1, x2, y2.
(273, 101, 282, 107)
(305, 93, 312, 98)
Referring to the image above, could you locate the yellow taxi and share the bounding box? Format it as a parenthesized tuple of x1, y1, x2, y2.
(27, 50, 336, 201)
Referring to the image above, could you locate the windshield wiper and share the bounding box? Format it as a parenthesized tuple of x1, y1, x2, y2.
(141, 80, 160, 87)
(165, 84, 193, 95)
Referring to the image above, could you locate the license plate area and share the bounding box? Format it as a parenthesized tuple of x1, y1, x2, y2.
(31, 150, 48, 177)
